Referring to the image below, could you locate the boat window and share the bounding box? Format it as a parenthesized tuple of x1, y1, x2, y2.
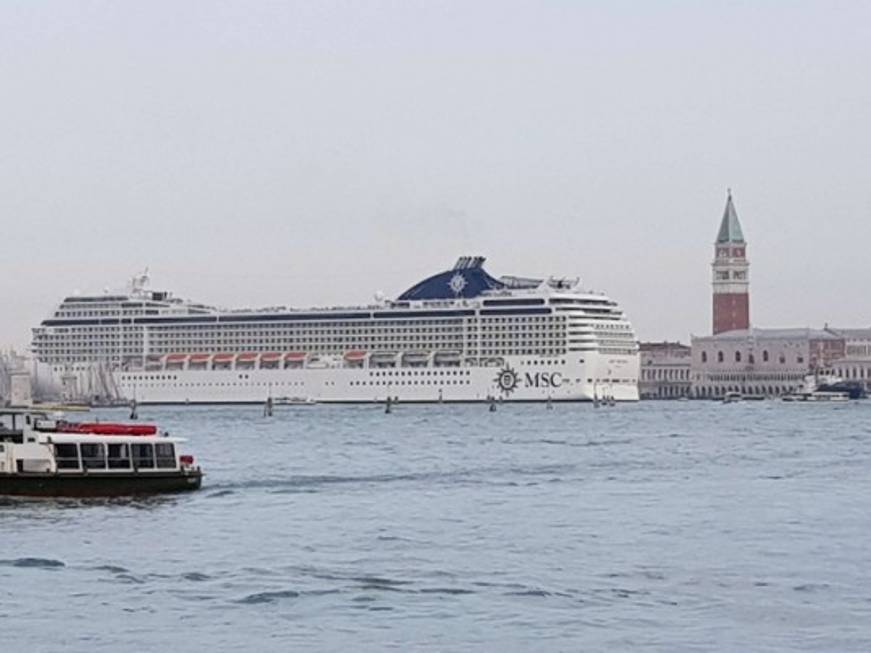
(132, 444, 155, 469)
(108, 443, 132, 469)
(155, 443, 176, 469)
(55, 444, 80, 470)
(80, 443, 107, 470)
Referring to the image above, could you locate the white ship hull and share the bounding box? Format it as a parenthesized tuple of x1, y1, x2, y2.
(114, 354, 639, 404)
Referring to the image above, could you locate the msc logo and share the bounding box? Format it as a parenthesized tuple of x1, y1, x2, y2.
(525, 372, 563, 388)
(495, 367, 563, 395)
(448, 273, 467, 296)
(495, 366, 519, 395)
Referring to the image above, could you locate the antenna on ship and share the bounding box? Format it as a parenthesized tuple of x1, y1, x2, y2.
(130, 268, 150, 296)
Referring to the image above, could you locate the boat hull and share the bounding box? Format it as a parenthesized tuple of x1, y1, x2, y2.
(0, 470, 202, 497)
(111, 354, 641, 404)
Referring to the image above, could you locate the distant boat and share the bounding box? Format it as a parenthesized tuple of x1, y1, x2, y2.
(273, 396, 317, 406)
(782, 391, 849, 403)
(782, 373, 859, 402)
(815, 380, 866, 400)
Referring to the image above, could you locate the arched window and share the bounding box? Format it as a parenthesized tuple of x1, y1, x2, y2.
(717, 351, 724, 363)
(749, 354, 755, 364)
(701, 351, 708, 363)
(763, 350, 769, 362)
(735, 351, 742, 363)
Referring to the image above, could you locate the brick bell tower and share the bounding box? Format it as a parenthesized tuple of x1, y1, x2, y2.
(712, 190, 750, 334)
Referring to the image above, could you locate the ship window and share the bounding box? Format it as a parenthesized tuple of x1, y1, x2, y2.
(132, 444, 155, 469)
(155, 443, 176, 468)
(55, 444, 80, 470)
(108, 443, 132, 469)
(81, 443, 107, 470)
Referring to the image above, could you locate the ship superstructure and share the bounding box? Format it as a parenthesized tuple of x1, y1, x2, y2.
(32, 258, 639, 403)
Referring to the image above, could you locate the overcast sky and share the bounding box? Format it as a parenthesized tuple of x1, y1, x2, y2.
(2, 1, 869, 348)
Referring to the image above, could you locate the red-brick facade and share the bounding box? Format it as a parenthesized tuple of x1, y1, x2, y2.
(713, 292, 749, 335)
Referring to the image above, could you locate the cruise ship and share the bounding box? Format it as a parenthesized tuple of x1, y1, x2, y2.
(31, 258, 640, 404)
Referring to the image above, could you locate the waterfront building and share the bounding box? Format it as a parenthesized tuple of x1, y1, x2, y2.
(690, 328, 845, 398)
(827, 328, 871, 389)
(639, 342, 691, 399)
(712, 191, 750, 335)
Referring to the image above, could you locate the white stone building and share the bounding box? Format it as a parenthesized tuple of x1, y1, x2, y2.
(690, 328, 845, 398)
(828, 328, 871, 389)
(639, 342, 691, 399)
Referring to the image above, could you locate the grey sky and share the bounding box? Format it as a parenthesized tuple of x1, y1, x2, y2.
(2, 1, 869, 348)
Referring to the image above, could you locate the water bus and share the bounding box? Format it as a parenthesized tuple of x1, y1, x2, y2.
(0, 410, 202, 497)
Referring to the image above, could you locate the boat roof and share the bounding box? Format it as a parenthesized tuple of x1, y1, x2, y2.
(39, 433, 187, 445)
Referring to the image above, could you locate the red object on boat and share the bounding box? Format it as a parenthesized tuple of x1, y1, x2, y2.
(179, 455, 195, 466)
(57, 423, 158, 436)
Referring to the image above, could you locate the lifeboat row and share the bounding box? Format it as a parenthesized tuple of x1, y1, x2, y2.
(164, 352, 310, 363)
(159, 350, 463, 366)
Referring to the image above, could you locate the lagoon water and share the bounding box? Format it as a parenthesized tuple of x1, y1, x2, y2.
(3, 401, 871, 651)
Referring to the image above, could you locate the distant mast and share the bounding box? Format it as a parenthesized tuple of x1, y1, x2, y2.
(711, 189, 750, 335)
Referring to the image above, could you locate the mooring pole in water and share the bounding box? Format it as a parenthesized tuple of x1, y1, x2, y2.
(488, 395, 497, 412)
(385, 396, 393, 414)
(264, 396, 273, 417)
(546, 396, 553, 410)
(129, 399, 138, 420)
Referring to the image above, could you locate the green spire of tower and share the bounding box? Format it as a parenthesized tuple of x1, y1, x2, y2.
(716, 189, 745, 243)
